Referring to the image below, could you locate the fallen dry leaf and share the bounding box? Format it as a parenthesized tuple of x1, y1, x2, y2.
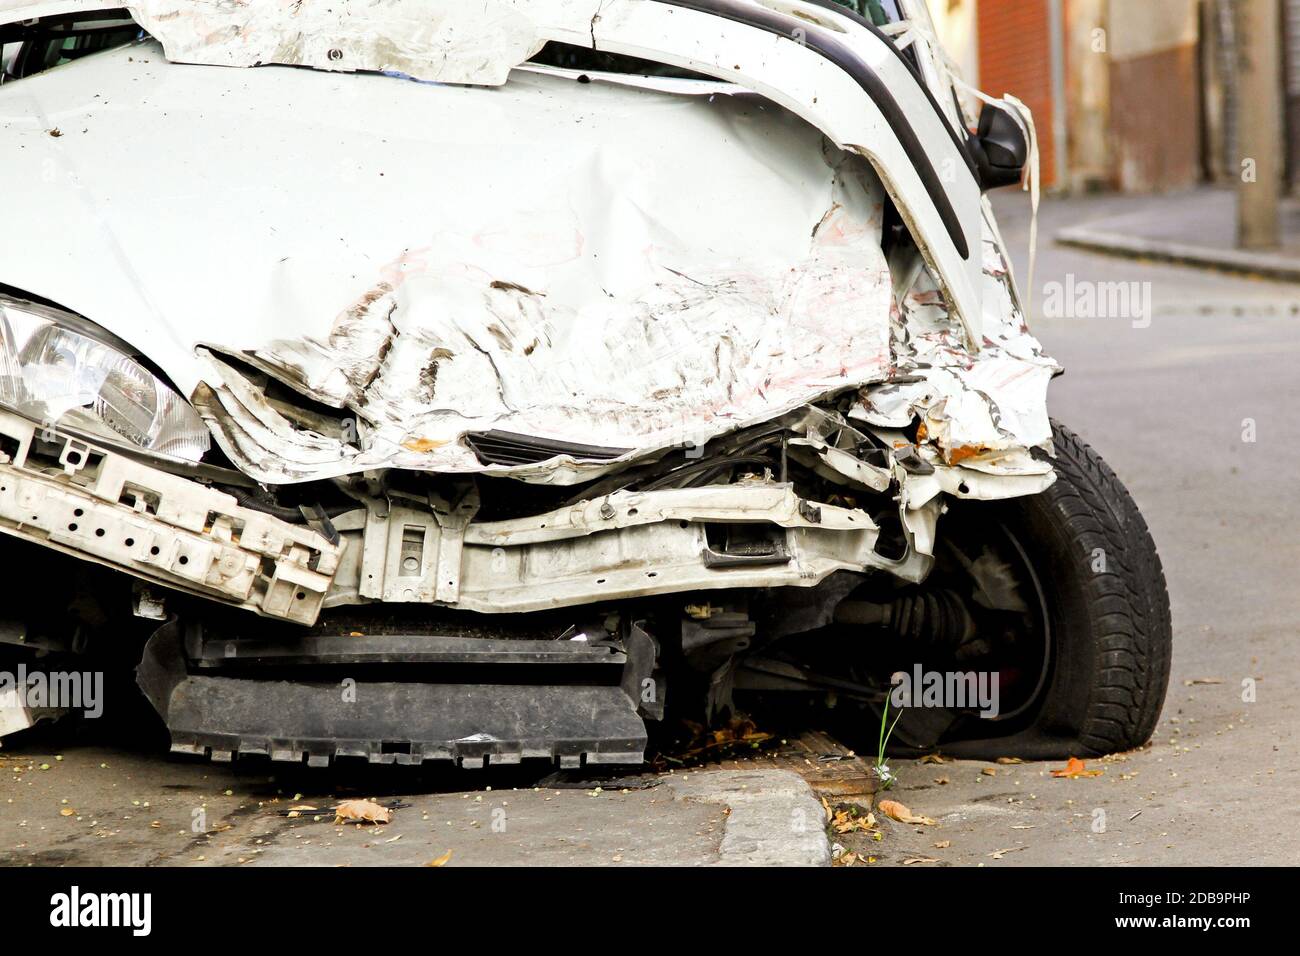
(425, 849, 453, 867)
(996, 757, 1024, 765)
(903, 857, 940, 865)
(831, 806, 877, 834)
(1050, 757, 1103, 779)
(677, 716, 775, 759)
(919, 753, 949, 764)
(981, 767, 997, 776)
(933, 840, 951, 849)
(989, 846, 1027, 860)
(1183, 677, 1223, 686)
(934, 776, 950, 785)
(334, 799, 392, 825)
(59, 807, 75, 817)
(876, 799, 938, 826)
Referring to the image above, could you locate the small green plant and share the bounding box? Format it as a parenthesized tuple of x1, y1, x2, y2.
(873, 696, 905, 790)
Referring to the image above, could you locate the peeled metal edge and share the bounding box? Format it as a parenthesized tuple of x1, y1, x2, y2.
(0, 399, 1058, 622)
(0, 409, 338, 624)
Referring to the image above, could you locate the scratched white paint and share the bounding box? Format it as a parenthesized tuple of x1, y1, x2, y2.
(855, 201, 1059, 472)
(0, 0, 1057, 489)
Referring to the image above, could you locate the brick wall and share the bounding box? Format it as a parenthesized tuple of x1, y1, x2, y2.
(1107, 0, 1202, 192)
(976, 0, 1057, 187)
(1109, 45, 1201, 192)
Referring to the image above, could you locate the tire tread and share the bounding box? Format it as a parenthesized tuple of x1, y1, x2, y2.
(1043, 420, 1172, 753)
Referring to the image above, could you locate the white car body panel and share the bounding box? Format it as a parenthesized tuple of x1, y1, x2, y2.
(0, 0, 1045, 489)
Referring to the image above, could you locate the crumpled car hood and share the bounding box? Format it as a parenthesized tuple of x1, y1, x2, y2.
(0, 8, 1057, 486)
(1, 41, 900, 479)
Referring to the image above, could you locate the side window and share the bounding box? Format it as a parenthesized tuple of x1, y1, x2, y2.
(0, 10, 144, 84)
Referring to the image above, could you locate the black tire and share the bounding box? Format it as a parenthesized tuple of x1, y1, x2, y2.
(942, 420, 1172, 759)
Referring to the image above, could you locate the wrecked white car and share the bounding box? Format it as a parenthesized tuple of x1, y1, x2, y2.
(0, 0, 1170, 767)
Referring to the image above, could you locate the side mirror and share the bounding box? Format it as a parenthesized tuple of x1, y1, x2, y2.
(969, 103, 1028, 191)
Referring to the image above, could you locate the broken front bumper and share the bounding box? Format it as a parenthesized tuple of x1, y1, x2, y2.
(0, 405, 1053, 626)
(0, 411, 338, 625)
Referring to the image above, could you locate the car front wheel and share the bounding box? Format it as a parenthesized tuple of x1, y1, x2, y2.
(939, 420, 1174, 759)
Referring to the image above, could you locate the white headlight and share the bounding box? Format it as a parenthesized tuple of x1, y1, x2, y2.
(0, 296, 210, 462)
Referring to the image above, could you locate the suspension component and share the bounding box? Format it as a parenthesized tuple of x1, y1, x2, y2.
(834, 590, 977, 652)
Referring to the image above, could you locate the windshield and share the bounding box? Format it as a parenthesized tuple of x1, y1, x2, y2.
(0, 9, 143, 83)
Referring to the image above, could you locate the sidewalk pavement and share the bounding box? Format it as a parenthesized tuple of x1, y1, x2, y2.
(1051, 185, 1300, 283)
(0, 742, 832, 867)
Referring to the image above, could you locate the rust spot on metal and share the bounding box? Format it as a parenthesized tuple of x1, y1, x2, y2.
(401, 437, 448, 453)
(946, 444, 988, 465)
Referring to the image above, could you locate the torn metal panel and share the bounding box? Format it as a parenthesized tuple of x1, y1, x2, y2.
(785, 405, 894, 493)
(0, 411, 340, 624)
(0, 1, 1004, 489)
(122, 61, 894, 485)
(0, 401, 959, 621)
(857, 199, 1061, 472)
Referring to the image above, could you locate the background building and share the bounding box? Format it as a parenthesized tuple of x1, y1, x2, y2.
(928, 0, 1297, 195)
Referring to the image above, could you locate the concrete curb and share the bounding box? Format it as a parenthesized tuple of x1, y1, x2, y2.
(1056, 226, 1300, 284)
(664, 769, 831, 867)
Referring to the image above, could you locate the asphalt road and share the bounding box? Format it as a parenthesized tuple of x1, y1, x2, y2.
(1, 191, 1296, 867)
(894, 190, 1300, 866)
